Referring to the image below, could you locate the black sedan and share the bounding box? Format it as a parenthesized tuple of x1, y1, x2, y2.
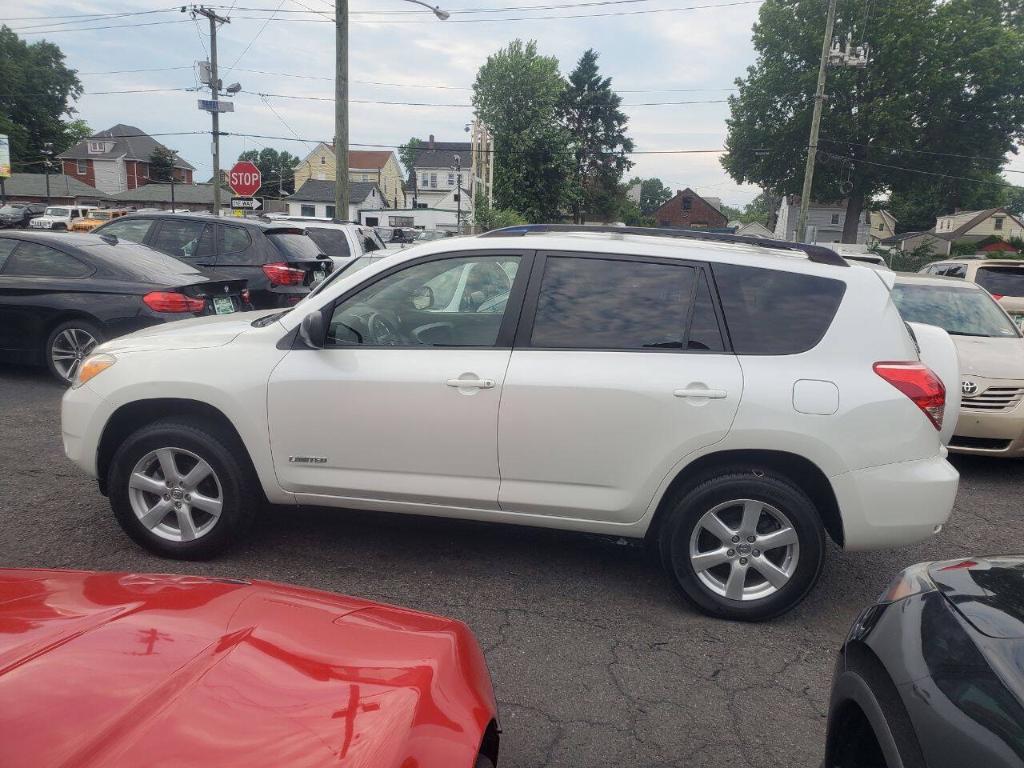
(826, 556, 1024, 768)
(0, 231, 250, 384)
(0, 202, 47, 228)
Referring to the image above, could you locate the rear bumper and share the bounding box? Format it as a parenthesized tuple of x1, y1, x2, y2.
(832, 452, 959, 551)
(950, 406, 1024, 457)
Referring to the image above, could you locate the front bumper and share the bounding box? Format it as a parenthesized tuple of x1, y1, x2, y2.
(950, 401, 1024, 458)
(61, 382, 108, 479)
(831, 452, 959, 551)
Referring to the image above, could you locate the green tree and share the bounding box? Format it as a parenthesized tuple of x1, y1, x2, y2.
(557, 49, 634, 222)
(398, 137, 423, 176)
(473, 196, 527, 231)
(148, 146, 177, 182)
(238, 147, 302, 198)
(722, 0, 1024, 243)
(627, 177, 673, 215)
(0, 26, 84, 169)
(473, 40, 573, 222)
(887, 170, 1011, 232)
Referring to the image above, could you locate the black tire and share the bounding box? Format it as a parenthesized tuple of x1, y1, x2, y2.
(44, 319, 103, 385)
(474, 755, 495, 768)
(658, 468, 826, 621)
(108, 417, 258, 560)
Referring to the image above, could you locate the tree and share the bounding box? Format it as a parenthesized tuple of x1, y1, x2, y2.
(398, 137, 423, 176)
(627, 177, 673, 215)
(0, 26, 84, 169)
(238, 147, 302, 198)
(148, 146, 177, 182)
(722, 0, 1024, 242)
(473, 40, 574, 222)
(887, 170, 1010, 232)
(557, 50, 634, 222)
(474, 196, 527, 231)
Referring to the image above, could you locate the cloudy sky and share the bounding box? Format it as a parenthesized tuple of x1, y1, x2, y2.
(9, 0, 767, 206)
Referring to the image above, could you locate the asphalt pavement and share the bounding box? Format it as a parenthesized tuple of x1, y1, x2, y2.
(1, 364, 1021, 768)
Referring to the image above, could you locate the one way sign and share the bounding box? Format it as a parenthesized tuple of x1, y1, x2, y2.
(230, 197, 263, 210)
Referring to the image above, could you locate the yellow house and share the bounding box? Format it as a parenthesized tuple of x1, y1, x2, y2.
(869, 210, 897, 243)
(293, 143, 404, 209)
(935, 207, 1024, 241)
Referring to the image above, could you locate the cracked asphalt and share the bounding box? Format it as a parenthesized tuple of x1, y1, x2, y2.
(1, 364, 1021, 767)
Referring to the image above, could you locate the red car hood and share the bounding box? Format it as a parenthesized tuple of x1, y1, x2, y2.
(0, 570, 496, 768)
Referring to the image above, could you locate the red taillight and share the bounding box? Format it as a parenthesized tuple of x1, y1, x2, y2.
(991, 293, 1005, 300)
(873, 361, 946, 430)
(143, 291, 206, 313)
(262, 261, 305, 286)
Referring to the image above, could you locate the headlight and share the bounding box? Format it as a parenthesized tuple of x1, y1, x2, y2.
(878, 561, 935, 604)
(73, 353, 116, 389)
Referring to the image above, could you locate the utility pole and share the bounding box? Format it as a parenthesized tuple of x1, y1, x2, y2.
(795, 0, 838, 244)
(334, 0, 349, 222)
(453, 154, 462, 234)
(191, 6, 230, 216)
(41, 142, 53, 204)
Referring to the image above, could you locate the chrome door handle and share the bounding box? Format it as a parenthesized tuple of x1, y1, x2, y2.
(446, 378, 495, 389)
(674, 388, 728, 399)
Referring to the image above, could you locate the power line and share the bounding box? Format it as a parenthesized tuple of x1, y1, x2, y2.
(223, 0, 287, 77)
(221, 0, 739, 15)
(77, 65, 193, 75)
(16, 18, 193, 35)
(820, 138, 1024, 169)
(819, 151, 1024, 190)
(2, 7, 180, 26)
(246, 89, 728, 107)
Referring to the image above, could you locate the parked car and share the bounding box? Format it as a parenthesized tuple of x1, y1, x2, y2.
(28, 204, 98, 231)
(92, 213, 333, 309)
(0, 231, 249, 384)
(267, 217, 387, 268)
(824, 556, 1024, 768)
(0, 202, 47, 228)
(415, 229, 453, 243)
(0, 568, 501, 768)
(829, 244, 891, 271)
(70, 208, 129, 233)
(892, 273, 1024, 457)
(62, 225, 960, 621)
(920, 258, 1024, 328)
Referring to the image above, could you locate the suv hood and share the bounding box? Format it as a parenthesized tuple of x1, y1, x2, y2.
(96, 312, 268, 354)
(952, 336, 1024, 379)
(0, 570, 494, 768)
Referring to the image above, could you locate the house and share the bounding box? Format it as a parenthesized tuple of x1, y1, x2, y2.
(774, 196, 870, 244)
(730, 220, 775, 239)
(286, 179, 387, 221)
(407, 136, 473, 210)
(0, 173, 103, 206)
(652, 188, 728, 230)
(105, 182, 226, 213)
(869, 210, 897, 243)
(293, 144, 405, 210)
(58, 124, 194, 195)
(880, 230, 951, 257)
(934, 207, 1024, 243)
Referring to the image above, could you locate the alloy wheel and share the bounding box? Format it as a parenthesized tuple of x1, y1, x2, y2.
(50, 328, 98, 382)
(688, 498, 800, 601)
(127, 447, 224, 542)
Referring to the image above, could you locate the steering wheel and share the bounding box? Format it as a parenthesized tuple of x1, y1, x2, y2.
(368, 312, 403, 345)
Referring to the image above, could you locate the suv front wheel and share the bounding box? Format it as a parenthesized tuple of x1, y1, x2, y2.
(108, 417, 258, 559)
(659, 469, 826, 621)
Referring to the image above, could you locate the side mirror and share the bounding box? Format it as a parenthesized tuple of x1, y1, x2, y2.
(299, 311, 327, 349)
(412, 285, 434, 310)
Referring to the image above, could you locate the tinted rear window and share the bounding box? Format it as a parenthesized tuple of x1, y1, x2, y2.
(975, 266, 1024, 296)
(531, 256, 697, 350)
(304, 228, 351, 258)
(711, 263, 846, 355)
(267, 232, 324, 263)
(80, 241, 206, 283)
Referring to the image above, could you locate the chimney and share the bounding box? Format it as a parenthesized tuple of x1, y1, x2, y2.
(428, 134, 435, 149)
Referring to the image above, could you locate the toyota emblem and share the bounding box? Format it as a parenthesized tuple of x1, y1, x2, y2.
(962, 380, 979, 396)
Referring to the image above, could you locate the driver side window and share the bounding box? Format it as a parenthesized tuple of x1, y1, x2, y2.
(327, 255, 521, 348)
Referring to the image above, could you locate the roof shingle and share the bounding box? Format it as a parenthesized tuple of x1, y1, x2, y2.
(58, 124, 195, 170)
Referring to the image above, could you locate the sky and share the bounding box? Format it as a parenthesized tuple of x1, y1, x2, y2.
(7, 0, 768, 207)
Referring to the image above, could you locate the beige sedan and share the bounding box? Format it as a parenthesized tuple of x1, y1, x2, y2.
(894, 273, 1024, 457)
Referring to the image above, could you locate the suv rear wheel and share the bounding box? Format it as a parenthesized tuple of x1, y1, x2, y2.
(108, 417, 258, 559)
(658, 468, 825, 621)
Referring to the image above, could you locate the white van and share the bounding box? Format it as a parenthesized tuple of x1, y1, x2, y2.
(29, 205, 99, 231)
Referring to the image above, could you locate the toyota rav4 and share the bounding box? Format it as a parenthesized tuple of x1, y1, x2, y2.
(61, 225, 961, 621)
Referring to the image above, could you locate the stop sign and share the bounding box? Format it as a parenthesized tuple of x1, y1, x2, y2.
(228, 161, 261, 197)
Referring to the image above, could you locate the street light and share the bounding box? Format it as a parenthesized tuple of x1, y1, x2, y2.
(335, 0, 448, 222)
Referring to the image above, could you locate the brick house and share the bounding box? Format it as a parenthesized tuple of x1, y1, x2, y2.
(653, 188, 728, 229)
(58, 124, 194, 195)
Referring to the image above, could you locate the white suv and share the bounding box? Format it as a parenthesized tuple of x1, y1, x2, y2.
(61, 225, 960, 620)
(29, 204, 98, 231)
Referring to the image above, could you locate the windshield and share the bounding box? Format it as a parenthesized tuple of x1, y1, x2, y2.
(358, 227, 386, 253)
(304, 227, 351, 258)
(893, 283, 1021, 338)
(415, 230, 444, 241)
(975, 265, 1024, 297)
(266, 232, 324, 263)
(44, 208, 69, 217)
(0, 205, 24, 214)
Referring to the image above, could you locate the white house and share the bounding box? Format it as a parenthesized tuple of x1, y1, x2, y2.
(286, 180, 387, 221)
(775, 196, 870, 244)
(934, 207, 1024, 242)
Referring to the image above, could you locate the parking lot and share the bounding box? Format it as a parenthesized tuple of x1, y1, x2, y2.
(0, 364, 1020, 768)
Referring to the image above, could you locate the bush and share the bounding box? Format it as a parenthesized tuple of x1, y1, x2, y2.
(474, 198, 527, 231)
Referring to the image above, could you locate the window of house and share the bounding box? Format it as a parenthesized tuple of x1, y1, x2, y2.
(682, 197, 692, 211)
(430, 174, 437, 188)
(320, 155, 326, 165)
(830, 214, 840, 225)
(421, 174, 429, 188)
(531, 256, 697, 350)
(390, 216, 414, 227)
(448, 173, 455, 186)
(75, 160, 87, 175)
(326, 205, 336, 219)
(301, 204, 316, 217)
(995, 217, 1004, 230)
(878, 221, 884, 231)
(361, 174, 369, 182)
(87, 141, 104, 154)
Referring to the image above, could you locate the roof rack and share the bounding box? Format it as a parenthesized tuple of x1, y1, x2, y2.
(478, 224, 849, 267)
